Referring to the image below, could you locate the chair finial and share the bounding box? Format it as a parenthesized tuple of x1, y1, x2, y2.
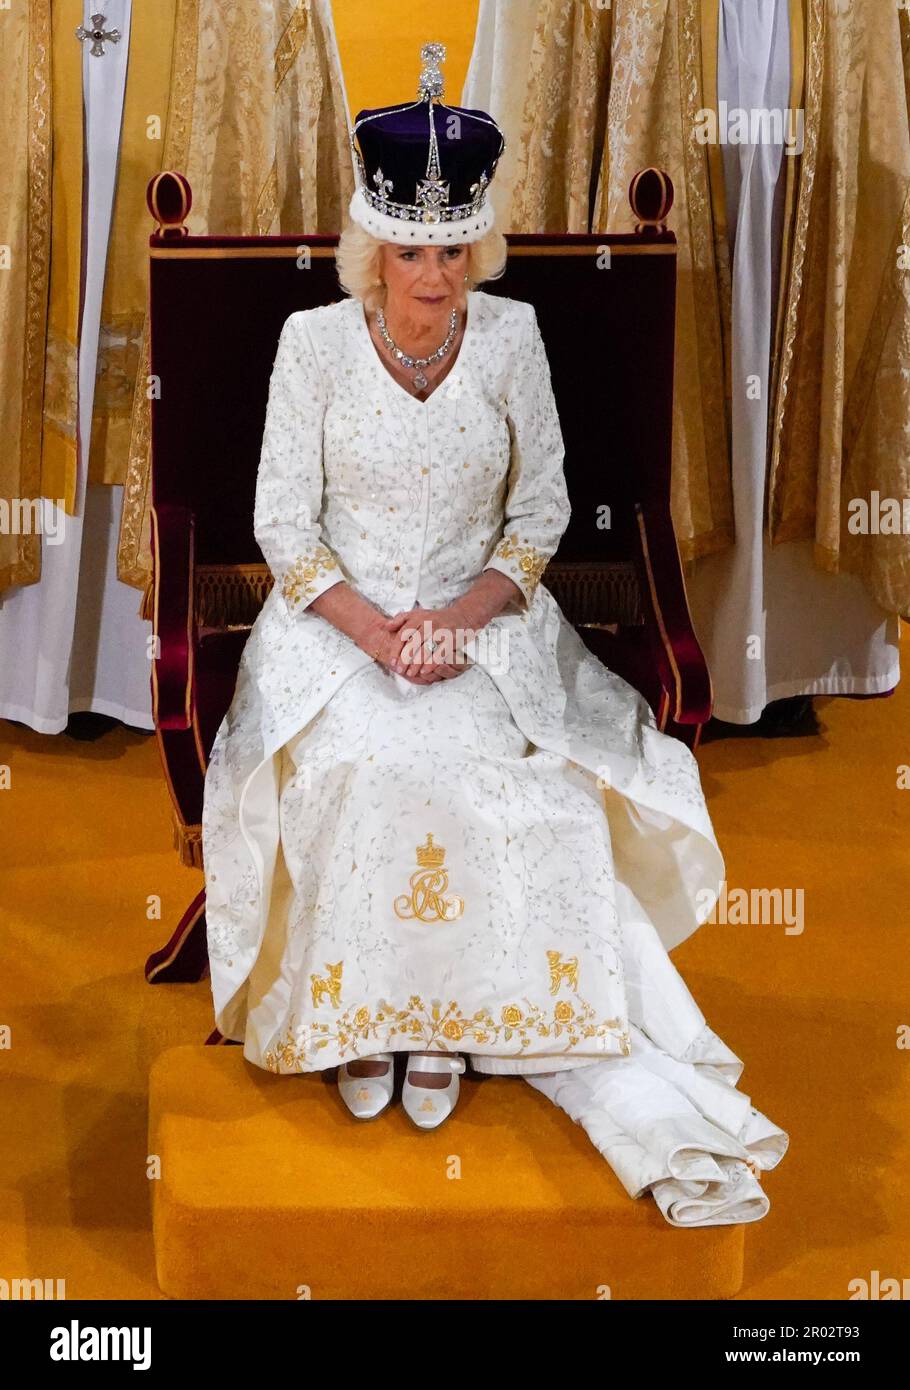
(148, 171, 192, 239)
(629, 168, 674, 234)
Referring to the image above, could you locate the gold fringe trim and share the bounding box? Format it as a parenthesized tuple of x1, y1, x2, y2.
(143, 556, 648, 639)
(173, 816, 204, 871)
(190, 560, 643, 630)
(542, 561, 643, 627)
(195, 562, 273, 629)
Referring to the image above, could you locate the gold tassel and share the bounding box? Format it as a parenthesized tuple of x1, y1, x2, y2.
(173, 816, 204, 872)
(139, 575, 155, 622)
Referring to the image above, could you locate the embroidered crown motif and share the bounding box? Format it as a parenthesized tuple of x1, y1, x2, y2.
(394, 832, 464, 923)
(415, 832, 446, 869)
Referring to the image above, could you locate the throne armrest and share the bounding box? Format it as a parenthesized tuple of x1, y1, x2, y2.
(633, 502, 712, 725)
(151, 502, 196, 731)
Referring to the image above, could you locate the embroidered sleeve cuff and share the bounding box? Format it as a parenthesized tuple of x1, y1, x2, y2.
(280, 543, 342, 612)
(483, 535, 550, 604)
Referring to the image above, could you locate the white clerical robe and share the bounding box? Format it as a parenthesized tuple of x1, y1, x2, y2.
(201, 290, 787, 1226)
(0, 1, 153, 733)
(685, 0, 900, 723)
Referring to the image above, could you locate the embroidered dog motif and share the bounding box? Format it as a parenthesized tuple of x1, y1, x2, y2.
(546, 950, 579, 995)
(310, 961, 343, 1009)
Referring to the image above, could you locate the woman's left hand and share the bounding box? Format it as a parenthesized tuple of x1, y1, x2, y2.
(385, 605, 474, 682)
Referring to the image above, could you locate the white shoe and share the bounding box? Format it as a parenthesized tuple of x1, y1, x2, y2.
(337, 1053, 394, 1121)
(402, 1053, 466, 1130)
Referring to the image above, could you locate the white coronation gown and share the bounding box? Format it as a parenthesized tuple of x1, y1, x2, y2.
(202, 290, 788, 1226)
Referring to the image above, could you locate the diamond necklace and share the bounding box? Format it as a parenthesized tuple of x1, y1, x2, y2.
(375, 306, 458, 391)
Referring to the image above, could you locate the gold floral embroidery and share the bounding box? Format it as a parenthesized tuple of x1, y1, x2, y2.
(281, 544, 338, 606)
(493, 534, 549, 595)
(264, 990, 631, 1072)
(393, 833, 464, 923)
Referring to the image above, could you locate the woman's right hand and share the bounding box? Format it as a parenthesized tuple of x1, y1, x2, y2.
(359, 614, 455, 683)
(312, 584, 448, 683)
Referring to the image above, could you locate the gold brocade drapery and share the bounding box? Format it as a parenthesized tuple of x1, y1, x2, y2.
(0, 0, 353, 600)
(0, 0, 47, 591)
(505, 0, 735, 568)
(769, 0, 910, 616)
(42, 0, 82, 516)
(503, 0, 910, 614)
(114, 0, 355, 593)
(0, 1, 82, 593)
(509, 0, 612, 234)
(593, 0, 735, 567)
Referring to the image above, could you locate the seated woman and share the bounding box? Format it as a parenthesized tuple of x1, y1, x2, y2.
(202, 44, 788, 1228)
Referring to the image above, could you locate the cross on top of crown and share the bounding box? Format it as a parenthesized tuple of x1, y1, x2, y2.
(418, 42, 446, 100)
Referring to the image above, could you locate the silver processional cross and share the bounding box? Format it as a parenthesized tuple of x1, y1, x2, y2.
(75, 13, 121, 57)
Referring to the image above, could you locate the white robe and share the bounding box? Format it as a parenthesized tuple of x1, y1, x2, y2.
(686, 0, 900, 722)
(202, 290, 787, 1224)
(0, 0, 154, 735)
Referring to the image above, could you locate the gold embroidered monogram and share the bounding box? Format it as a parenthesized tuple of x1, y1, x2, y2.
(310, 961, 343, 1009)
(546, 950, 580, 994)
(263, 969, 632, 1073)
(393, 833, 464, 923)
(281, 544, 338, 607)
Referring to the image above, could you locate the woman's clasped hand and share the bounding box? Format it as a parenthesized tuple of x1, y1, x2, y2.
(367, 603, 476, 683)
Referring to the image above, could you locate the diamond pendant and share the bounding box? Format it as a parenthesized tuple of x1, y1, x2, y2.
(413, 370, 428, 391)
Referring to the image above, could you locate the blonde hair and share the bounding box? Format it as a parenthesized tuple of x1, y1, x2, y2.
(336, 221, 508, 312)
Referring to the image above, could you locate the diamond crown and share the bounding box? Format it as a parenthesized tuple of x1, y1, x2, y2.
(350, 41, 503, 233)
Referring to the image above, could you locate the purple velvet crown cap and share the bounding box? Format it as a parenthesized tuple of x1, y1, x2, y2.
(348, 42, 505, 245)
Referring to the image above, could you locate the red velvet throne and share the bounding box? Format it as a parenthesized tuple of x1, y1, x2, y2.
(143, 167, 712, 989)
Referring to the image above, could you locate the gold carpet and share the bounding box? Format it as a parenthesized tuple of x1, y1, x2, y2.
(1, 626, 908, 1298)
(149, 1045, 743, 1300)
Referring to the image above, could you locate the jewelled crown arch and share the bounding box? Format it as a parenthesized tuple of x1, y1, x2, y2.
(348, 42, 505, 245)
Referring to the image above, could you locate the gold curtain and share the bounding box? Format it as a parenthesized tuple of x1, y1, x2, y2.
(509, 0, 612, 235)
(0, 1, 81, 593)
(116, 0, 354, 594)
(769, 0, 910, 616)
(503, 0, 910, 614)
(505, 0, 735, 568)
(592, 0, 735, 567)
(0, 1, 353, 600)
(0, 0, 43, 591)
